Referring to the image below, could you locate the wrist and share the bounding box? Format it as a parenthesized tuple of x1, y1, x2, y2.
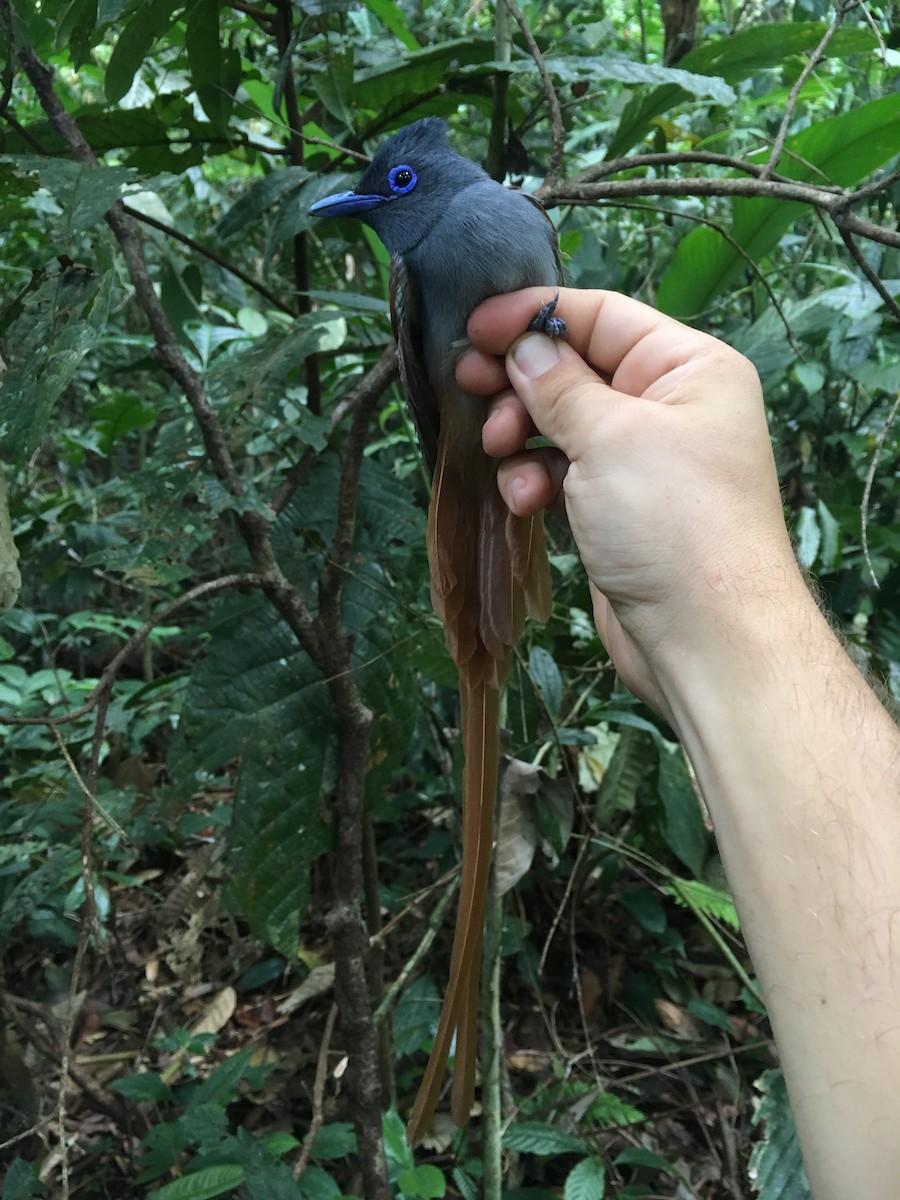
(646, 553, 837, 746)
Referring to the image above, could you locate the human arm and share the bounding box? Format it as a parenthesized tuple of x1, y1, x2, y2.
(457, 288, 900, 1200)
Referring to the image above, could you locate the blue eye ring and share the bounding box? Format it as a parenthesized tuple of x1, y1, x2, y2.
(388, 164, 417, 195)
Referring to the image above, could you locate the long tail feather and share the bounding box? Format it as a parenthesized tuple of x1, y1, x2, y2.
(407, 678, 500, 1143)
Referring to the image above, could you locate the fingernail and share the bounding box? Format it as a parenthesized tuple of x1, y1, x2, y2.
(508, 475, 526, 513)
(512, 333, 560, 379)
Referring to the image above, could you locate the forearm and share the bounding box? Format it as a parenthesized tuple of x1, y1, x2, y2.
(657, 573, 900, 1200)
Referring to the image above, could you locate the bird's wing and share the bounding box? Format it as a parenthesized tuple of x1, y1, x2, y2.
(391, 253, 440, 475)
(514, 189, 565, 284)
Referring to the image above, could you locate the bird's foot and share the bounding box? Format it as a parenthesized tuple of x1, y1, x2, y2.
(527, 289, 567, 340)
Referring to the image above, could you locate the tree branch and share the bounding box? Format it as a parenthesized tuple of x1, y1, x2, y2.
(507, 0, 565, 186)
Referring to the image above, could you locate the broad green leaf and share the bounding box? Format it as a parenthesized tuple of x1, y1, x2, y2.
(215, 167, 312, 240)
(105, 0, 186, 103)
(0, 471, 21, 614)
(564, 1157, 606, 1200)
(111, 1072, 175, 1102)
(614, 1146, 682, 1176)
(147, 1165, 244, 1200)
(656, 744, 707, 878)
(502, 1121, 590, 1156)
(8, 156, 133, 235)
(397, 1165, 446, 1200)
(310, 1122, 357, 1160)
(816, 500, 842, 572)
(534, 53, 734, 104)
(527, 646, 562, 718)
(795, 507, 821, 570)
(750, 1070, 812, 1199)
(656, 93, 900, 318)
(55, 0, 99, 65)
(296, 1166, 341, 1200)
(351, 39, 495, 113)
(608, 22, 878, 158)
(1, 1158, 42, 1200)
(392, 974, 441, 1057)
(619, 887, 666, 934)
(188, 1050, 257, 1108)
(310, 53, 356, 127)
(382, 1107, 414, 1174)
(185, 0, 236, 129)
(361, 0, 421, 50)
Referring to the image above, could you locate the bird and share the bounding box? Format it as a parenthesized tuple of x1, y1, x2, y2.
(308, 117, 564, 1144)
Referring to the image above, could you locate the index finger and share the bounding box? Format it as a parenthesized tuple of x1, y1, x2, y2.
(467, 287, 722, 399)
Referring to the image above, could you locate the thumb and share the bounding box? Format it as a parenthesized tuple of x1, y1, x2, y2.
(506, 332, 617, 463)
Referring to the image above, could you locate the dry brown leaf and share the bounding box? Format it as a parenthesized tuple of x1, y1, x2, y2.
(495, 759, 542, 897)
(278, 964, 336, 1015)
(654, 997, 702, 1040)
(191, 986, 237, 1037)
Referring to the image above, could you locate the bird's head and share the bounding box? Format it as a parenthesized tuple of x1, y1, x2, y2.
(307, 118, 489, 255)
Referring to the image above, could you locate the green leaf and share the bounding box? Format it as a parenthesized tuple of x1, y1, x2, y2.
(608, 22, 878, 158)
(528, 646, 562, 718)
(296, 1166, 341, 1200)
(185, 0, 237, 129)
(350, 38, 495, 113)
(215, 168, 312, 240)
(147, 1165, 244, 1200)
(619, 887, 666, 934)
(361, 0, 421, 50)
(55, 0, 99, 65)
(168, 595, 334, 956)
(310, 1123, 357, 1160)
(397, 1165, 446, 1200)
(535, 53, 735, 104)
(111, 1071, 175, 1102)
(564, 1157, 606, 1200)
(392, 974, 441, 1058)
(816, 500, 842, 572)
(795, 507, 820, 571)
(106, 0, 185, 103)
(382, 1108, 414, 1174)
(656, 93, 900, 318)
(614, 1146, 682, 1176)
(665, 878, 739, 931)
(749, 1070, 812, 1199)
(1, 1158, 44, 1200)
(656, 744, 707, 878)
(502, 1121, 590, 1156)
(9, 157, 134, 235)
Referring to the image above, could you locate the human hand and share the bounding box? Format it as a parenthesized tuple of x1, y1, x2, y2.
(456, 288, 799, 714)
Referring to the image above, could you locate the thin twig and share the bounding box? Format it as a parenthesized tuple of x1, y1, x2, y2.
(121, 203, 294, 315)
(540, 174, 900, 249)
(834, 220, 900, 324)
(573, 150, 824, 188)
(506, 0, 565, 185)
(762, 7, 846, 181)
(293, 1003, 340, 1180)
(592, 196, 803, 348)
(859, 390, 900, 590)
(373, 876, 459, 1023)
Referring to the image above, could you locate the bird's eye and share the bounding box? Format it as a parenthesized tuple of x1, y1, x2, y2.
(388, 164, 417, 195)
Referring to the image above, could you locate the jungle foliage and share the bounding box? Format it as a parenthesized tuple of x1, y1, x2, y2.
(0, 0, 898, 1196)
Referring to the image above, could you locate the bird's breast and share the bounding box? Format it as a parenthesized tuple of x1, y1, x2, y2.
(407, 181, 560, 383)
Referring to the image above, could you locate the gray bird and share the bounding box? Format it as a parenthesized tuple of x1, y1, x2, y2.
(309, 117, 564, 1143)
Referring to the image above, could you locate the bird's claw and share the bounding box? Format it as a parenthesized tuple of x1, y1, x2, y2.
(527, 289, 567, 340)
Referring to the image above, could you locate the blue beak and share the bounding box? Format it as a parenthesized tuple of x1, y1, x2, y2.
(307, 191, 392, 219)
